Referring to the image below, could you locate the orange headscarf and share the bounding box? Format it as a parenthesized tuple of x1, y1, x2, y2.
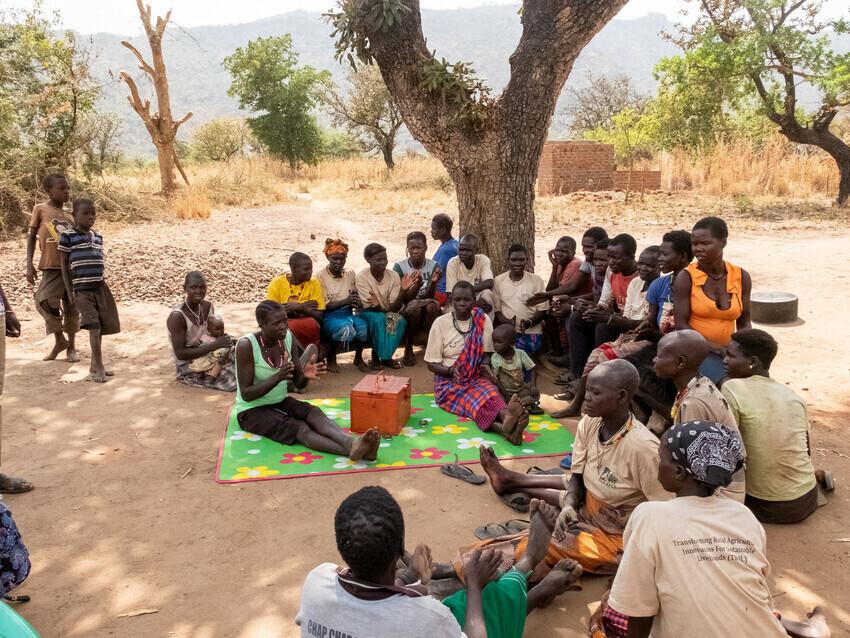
(323, 238, 349, 256)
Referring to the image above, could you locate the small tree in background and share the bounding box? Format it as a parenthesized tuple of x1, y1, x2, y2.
(119, 0, 193, 195)
(320, 129, 363, 159)
(320, 65, 404, 169)
(190, 118, 254, 162)
(80, 112, 123, 176)
(224, 35, 329, 169)
(668, 0, 850, 206)
(565, 72, 648, 137)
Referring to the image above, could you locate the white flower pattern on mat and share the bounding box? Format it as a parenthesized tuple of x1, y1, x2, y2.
(230, 431, 261, 442)
(399, 426, 425, 438)
(522, 449, 535, 454)
(333, 457, 369, 470)
(456, 437, 495, 450)
(246, 449, 261, 455)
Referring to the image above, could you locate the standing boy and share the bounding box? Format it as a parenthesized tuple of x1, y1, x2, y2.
(25, 173, 79, 362)
(58, 199, 121, 383)
(431, 213, 458, 306)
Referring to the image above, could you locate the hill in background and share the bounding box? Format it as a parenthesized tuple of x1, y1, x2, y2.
(85, 6, 678, 156)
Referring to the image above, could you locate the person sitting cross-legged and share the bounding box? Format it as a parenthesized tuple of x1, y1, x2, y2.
(425, 281, 529, 445)
(601, 420, 831, 638)
(722, 328, 834, 524)
(315, 238, 369, 373)
(267, 252, 325, 350)
(493, 244, 548, 357)
(456, 360, 672, 583)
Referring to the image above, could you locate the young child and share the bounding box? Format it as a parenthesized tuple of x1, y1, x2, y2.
(58, 198, 120, 383)
(490, 323, 543, 414)
(187, 315, 231, 379)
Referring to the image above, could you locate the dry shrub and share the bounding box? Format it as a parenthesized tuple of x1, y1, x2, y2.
(663, 136, 837, 197)
(173, 186, 212, 220)
(190, 156, 295, 206)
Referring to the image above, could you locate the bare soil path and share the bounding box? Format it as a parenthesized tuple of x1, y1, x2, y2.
(0, 199, 848, 637)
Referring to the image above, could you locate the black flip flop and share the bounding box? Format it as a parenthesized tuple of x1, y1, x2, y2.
(440, 456, 486, 485)
(474, 519, 530, 540)
(526, 466, 563, 476)
(499, 491, 531, 512)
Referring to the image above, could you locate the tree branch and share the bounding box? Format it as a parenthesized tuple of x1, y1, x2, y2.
(750, 72, 782, 124)
(120, 40, 155, 79)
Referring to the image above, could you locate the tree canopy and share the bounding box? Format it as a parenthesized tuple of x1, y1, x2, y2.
(224, 35, 330, 169)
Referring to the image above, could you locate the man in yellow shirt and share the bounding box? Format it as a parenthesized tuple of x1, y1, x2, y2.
(267, 253, 325, 348)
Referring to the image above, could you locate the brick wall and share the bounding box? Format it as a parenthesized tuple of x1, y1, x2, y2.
(613, 170, 662, 191)
(537, 141, 615, 195)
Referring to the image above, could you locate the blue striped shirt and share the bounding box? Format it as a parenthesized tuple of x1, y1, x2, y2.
(58, 229, 105, 291)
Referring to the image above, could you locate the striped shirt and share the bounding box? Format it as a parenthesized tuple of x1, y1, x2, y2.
(58, 229, 105, 291)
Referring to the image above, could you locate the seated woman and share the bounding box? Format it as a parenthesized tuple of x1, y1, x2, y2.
(167, 271, 237, 392)
(356, 243, 407, 369)
(459, 360, 672, 582)
(393, 231, 443, 367)
(551, 246, 660, 418)
(266, 252, 325, 349)
(315, 238, 369, 373)
(235, 300, 380, 461)
(424, 281, 529, 445)
(673, 216, 751, 386)
(722, 329, 833, 524)
(603, 420, 830, 638)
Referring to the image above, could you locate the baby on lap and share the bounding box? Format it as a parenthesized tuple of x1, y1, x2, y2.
(187, 315, 232, 379)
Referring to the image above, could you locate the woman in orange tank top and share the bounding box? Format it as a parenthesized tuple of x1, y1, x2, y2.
(672, 216, 751, 385)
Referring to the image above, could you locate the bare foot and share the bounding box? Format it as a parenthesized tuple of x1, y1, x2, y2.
(410, 543, 433, 585)
(90, 368, 108, 383)
(65, 347, 80, 363)
(369, 357, 383, 371)
(402, 350, 416, 367)
(326, 360, 340, 374)
(550, 403, 582, 419)
(350, 428, 380, 462)
(517, 499, 556, 571)
(479, 445, 509, 494)
(43, 337, 68, 361)
(354, 358, 370, 373)
(535, 499, 561, 529)
(500, 395, 524, 441)
(528, 559, 583, 609)
(508, 410, 530, 446)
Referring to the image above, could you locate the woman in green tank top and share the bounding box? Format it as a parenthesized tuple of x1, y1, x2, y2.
(235, 301, 380, 461)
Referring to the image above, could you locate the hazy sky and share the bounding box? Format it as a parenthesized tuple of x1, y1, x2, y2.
(1, 0, 845, 34)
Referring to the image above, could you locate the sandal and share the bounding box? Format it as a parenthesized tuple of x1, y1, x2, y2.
(440, 455, 486, 485)
(474, 519, 530, 540)
(526, 466, 562, 476)
(554, 373, 572, 386)
(819, 470, 835, 492)
(528, 402, 545, 415)
(0, 474, 33, 494)
(382, 359, 403, 370)
(553, 390, 575, 402)
(499, 491, 531, 513)
(560, 453, 573, 470)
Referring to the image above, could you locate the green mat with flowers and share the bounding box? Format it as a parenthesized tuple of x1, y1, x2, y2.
(216, 394, 574, 483)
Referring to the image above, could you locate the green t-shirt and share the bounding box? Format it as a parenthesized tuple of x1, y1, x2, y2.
(235, 331, 293, 414)
(490, 348, 535, 394)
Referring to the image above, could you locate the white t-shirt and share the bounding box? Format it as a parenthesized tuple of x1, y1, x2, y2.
(446, 254, 494, 290)
(424, 313, 494, 367)
(296, 563, 466, 638)
(621, 276, 650, 321)
(609, 496, 786, 638)
(492, 271, 547, 334)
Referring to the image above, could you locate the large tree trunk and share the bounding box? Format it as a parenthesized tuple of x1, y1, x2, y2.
(352, 0, 627, 273)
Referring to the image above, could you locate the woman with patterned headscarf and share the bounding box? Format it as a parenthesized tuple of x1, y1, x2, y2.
(316, 239, 369, 373)
(600, 421, 830, 638)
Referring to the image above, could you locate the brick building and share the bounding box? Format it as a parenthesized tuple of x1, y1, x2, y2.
(537, 141, 661, 196)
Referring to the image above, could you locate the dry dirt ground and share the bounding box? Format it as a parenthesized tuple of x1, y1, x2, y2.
(1, 197, 849, 637)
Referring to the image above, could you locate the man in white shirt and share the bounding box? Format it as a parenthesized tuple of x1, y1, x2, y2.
(493, 244, 548, 356)
(445, 234, 495, 314)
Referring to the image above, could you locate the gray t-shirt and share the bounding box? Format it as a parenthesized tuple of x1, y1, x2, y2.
(296, 563, 466, 638)
(393, 258, 439, 299)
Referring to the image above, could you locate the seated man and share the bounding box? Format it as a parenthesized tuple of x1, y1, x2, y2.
(722, 329, 833, 524)
(393, 231, 442, 367)
(567, 233, 639, 384)
(551, 246, 660, 418)
(445, 234, 494, 314)
(653, 329, 745, 502)
(493, 244, 548, 356)
(267, 252, 325, 349)
(315, 238, 369, 373)
(296, 486, 581, 638)
(527, 235, 589, 366)
(460, 360, 672, 582)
